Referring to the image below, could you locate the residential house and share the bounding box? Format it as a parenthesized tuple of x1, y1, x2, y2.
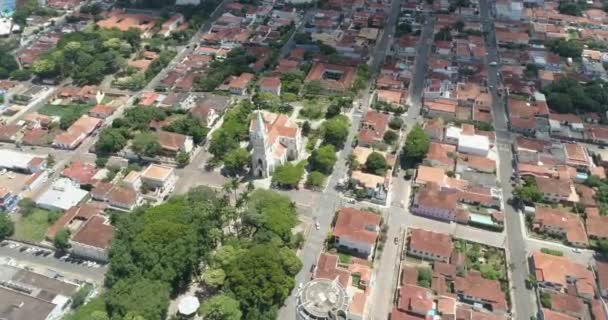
(89, 104, 115, 119)
(532, 207, 588, 247)
(535, 176, 576, 203)
(70, 215, 114, 262)
(258, 76, 282, 96)
(140, 164, 177, 199)
(157, 131, 194, 156)
(585, 208, 608, 240)
(455, 271, 507, 313)
(411, 182, 459, 222)
(407, 228, 453, 262)
(531, 251, 596, 300)
(226, 73, 255, 95)
(395, 284, 434, 316)
(333, 207, 381, 259)
(358, 111, 389, 147)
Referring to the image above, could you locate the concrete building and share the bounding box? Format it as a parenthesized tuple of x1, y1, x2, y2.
(0, 149, 47, 173)
(140, 164, 177, 200)
(0, 263, 79, 320)
(35, 178, 88, 211)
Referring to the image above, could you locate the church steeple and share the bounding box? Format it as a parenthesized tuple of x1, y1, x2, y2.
(255, 109, 267, 143)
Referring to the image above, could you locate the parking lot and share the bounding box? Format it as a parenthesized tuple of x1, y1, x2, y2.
(0, 240, 107, 284)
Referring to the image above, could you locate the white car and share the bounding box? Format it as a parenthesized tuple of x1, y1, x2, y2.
(572, 248, 582, 254)
(315, 222, 320, 230)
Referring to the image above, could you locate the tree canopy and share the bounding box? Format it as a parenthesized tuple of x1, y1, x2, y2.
(365, 152, 388, 175)
(0, 214, 14, 240)
(53, 228, 71, 252)
(308, 144, 337, 174)
(321, 115, 350, 148)
(272, 162, 305, 189)
(224, 244, 301, 319)
(403, 125, 430, 163)
(131, 133, 161, 158)
(546, 38, 583, 58)
(33, 28, 139, 84)
(542, 77, 608, 114)
(199, 294, 242, 320)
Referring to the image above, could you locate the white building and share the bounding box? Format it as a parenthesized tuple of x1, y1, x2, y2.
(0, 149, 47, 173)
(35, 178, 88, 211)
(445, 124, 490, 156)
(140, 164, 177, 200)
(250, 110, 302, 178)
(496, 0, 523, 20)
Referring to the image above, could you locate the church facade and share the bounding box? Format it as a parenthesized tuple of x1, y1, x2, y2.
(249, 110, 302, 178)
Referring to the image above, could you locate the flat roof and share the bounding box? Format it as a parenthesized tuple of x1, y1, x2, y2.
(0, 287, 56, 320)
(141, 164, 174, 182)
(35, 178, 88, 211)
(0, 149, 45, 171)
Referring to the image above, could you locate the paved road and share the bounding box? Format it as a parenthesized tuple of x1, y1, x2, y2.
(407, 14, 434, 109)
(278, 1, 404, 318)
(479, 0, 536, 318)
(367, 12, 433, 320)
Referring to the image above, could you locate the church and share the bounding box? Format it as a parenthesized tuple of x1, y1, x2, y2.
(249, 110, 302, 178)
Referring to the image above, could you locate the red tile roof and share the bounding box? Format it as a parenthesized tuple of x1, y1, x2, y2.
(409, 228, 453, 259)
(71, 215, 114, 249)
(333, 207, 381, 245)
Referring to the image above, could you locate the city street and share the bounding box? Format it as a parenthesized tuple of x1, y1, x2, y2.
(278, 0, 404, 319)
(480, 0, 537, 318)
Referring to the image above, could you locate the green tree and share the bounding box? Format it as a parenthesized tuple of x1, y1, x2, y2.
(224, 244, 301, 318)
(176, 151, 190, 167)
(105, 279, 170, 320)
(305, 171, 326, 190)
(253, 92, 281, 111)
(96, 128, 128, 154)
(90, 311, 110, 320)
(224, 148, 250, 176)
(308, 144, 337, 174)
(199, 294, 242, 320)
(19, 198, 36, 216)
(434, 27, 452, 41)
(0, 214, 15, 240)
(202, 268, 226, 289)
(303, 80, 323, 95)
(326, 101, 342, 118)
(71, 284, 93, 309)
(514, 184, 543, 204)
(10, 69, 31, 81)
(547, 92, 574, 113)
(365, 152, 388, 175)
(245, 190, 298, 242)
(321, 116, 350, 148)
(383, 130, 398, 145)
(32, 59, 57, 78)
(132, 132, 161, 158)
(389, 117, 403, 130)
(547, 38, 583, 58)
(60, 112, 81, 130)
(272, 162, 305, 189)
(403, 125, 430, 163)
(53, 228, 71, 252)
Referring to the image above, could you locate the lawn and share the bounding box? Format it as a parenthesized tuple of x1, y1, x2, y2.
(338, 253, 352, 264)
(39, 103, 93, 120)
(13, 209, 62, 243)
